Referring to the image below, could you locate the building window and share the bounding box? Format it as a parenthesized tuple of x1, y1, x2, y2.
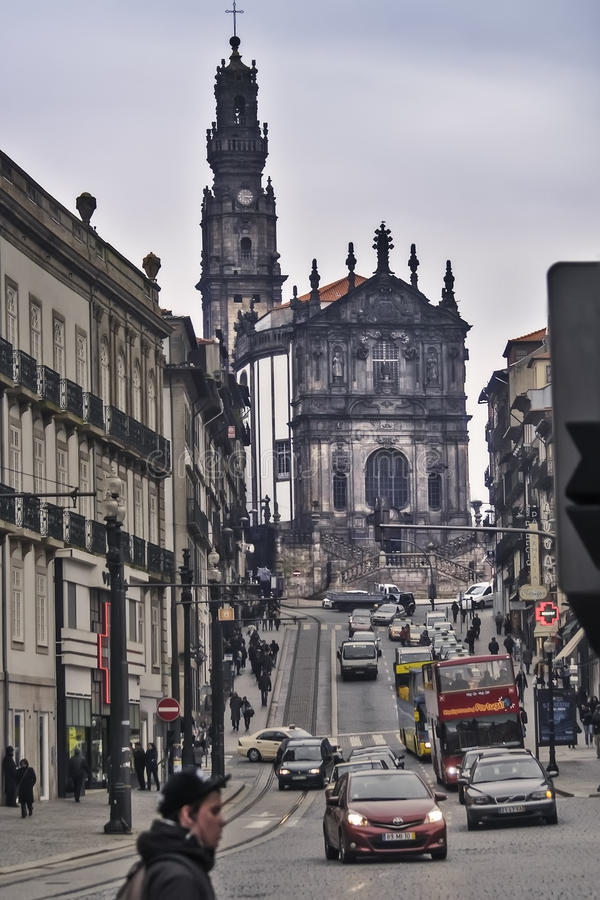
(151, 602, 160, 668)
(365, 449, 409, 509)
(56, 429, 69, 505)
(333, 473, 347, 510)
(9, 417, 22, 492)
(184, 402, 191, 449)
(30, 299, 42, 361)
(11, 566, 24, 642)
(117, 351, 126, 411)
(90, 589, 103, 634)
(5, 280, 18, 347)
(66, 582, 77, 629)
(79, 446, 91, 519)
(76, 331, 88, 391)
(373, 340, 399, 392)
(53, 315, 65, 377)
(233, 95, 246, 125)
(147, 371, 156, 431)
(428, 473, 442, 510)
(132, 360, 141, 421)
(274, 440, 291, 479)
(545, 364, 551, 384)
(240, 237, 252, 259)
(100, 337, 110, 404)
(134, 477, 143, 536)
(33, 423, 45, 493)
(36, 571, 48, 647)
(149, 490, 158, 544)
(128, 599, 139, 643)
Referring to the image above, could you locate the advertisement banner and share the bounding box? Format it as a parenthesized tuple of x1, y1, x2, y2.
(535, 688, 578, 747)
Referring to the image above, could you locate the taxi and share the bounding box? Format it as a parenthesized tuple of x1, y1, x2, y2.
(237, 725, 311, 762)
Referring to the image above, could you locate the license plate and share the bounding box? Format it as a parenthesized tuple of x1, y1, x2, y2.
(292, 775, 305, 780)
(498, 805, 525, 814)
(382, 832, 416, 842)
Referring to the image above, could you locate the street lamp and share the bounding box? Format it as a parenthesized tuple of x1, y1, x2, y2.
(427, 542, 437, 612)
(207, 549, 225, 778)
(543, 637, 559, 777)
(103, 476, 132, 834)
(179, 549, 194, 768)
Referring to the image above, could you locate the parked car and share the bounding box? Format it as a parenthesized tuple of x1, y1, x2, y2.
(464, 753, 557, 829)
(323, 769, 448, 862)
(237, 725, 312, 762)
(275, 738, 336, 790)
(371, 603, 399, 625)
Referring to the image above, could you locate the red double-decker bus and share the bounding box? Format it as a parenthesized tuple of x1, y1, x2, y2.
(422, 655, 523, 787)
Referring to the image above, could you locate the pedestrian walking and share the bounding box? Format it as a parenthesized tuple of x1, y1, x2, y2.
(503, 634, 515, 657)
(241, 696, 254, 731)
(400, 624, 409, 647)
(2, 745, 18, 808)
(229, 692, 243, 731)
(466, 626, 475, 655)
(580, 701, 593, 747)
(515, 670, 528, 702)
(67, 747, 91, 802)
(488, 636, 499, 655)
(522, 646, 533, 675)
(15, 758, 36, 818)
(258, 672, 272, 707)
(419, 628, 431, 647)
(504, 614, 512, 636)
(269, 639, 280, 666)
(472, 613, 481, 640)
(592, 705, 600, 758)
(133, 742, 147, 790)
(460, 599, 468, 625)
(146, 742, 160, 791)
(134, 769, 229, 900)
(451, 600, 459, 624)
(519, 706, 528, 739)
(494, 611, 504, 636)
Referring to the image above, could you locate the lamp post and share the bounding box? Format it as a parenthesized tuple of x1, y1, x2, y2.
(103, 476, 132, 834)
(207, 549, 225, 778)
(543, 637, 559, 777)
(180, 549, 194, 768)
(427, 542, 437, 612)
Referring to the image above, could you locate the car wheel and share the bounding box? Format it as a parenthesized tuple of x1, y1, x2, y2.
(278, 780, 285, 791)
(247, 748, 261, 762)
(430, 846, 448, 861)
(458, 785, 465, 805)
(339, 831, 355, 864)
(466, 811, 477, 831)
(323, 827, 338, 860)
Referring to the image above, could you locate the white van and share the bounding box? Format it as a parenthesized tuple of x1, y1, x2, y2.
(337, 640, 378, 680)
(461, 582, 494, 610)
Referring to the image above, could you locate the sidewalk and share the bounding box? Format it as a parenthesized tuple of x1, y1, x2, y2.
(0, 623, 294, 874)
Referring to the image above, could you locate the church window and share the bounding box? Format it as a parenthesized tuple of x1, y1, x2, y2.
(275, 440, 291, 479)
(233, 95, 246, 125)
(234, 294, 243, 304)
(240, 237, 252, 259)
(428, 473, 442, 510)
(365, 449, 409, 509)
(333, 473, 347, 510)
(373, 341, 399, 391)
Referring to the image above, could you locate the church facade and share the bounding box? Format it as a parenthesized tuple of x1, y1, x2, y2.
(198, 34, 474, 581)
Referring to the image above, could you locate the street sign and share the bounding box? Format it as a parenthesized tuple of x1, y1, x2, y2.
(519, 584, 548, 602)
(218, 606, 235, 621)
(157, 697, 180, 722)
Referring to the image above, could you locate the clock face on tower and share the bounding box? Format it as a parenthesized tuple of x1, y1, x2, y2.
(237, 188, 254, 207)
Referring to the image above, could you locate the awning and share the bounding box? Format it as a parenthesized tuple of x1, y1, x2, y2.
(554, 628, 585, 663)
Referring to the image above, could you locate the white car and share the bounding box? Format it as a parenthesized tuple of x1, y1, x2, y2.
(461, 582, 494, 610)
(322, 597, 334, 609)
(371, 603, 399, 625)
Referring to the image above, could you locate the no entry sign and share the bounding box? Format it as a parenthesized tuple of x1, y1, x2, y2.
(157, 697, 180, 722)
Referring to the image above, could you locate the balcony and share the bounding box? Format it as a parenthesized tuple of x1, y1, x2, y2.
(84, 392, 105, 429)
(0, 338, 14, 380)
(147, 541, 162, 573)
(531, 457, 554, 491)
(163, 549, 174, 576)
(0, 485, 16, 524)
(13, 350, 38, 393)
(128, 417, 156, 457)
(106, 406, 129, 443)
(38, 366, 61, 407)
(131, 535, 146, 567)
(18, 496, 40, 532)
(61, 379, 84, 419)
(154, 435, 171, 471)
(86, 520, 106, 555)
(187, 499, 209, 542)
(119, 530, 132, 564)
(42, 503, 64, 541)
(65, 510, 86, 548)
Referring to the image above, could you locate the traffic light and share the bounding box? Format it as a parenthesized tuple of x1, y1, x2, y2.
(548, 261, 600, 656)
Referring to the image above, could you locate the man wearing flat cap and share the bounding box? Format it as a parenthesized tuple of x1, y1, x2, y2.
(136, 768, 230, 899)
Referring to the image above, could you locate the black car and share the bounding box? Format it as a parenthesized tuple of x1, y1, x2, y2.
(275, 738, 335, 790)
(464, 753, 557, 829)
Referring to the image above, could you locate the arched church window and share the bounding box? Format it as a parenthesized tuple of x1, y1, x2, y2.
(333, 473, 347, 510)
(233, 95, 246, 125)
(373, 340, 399, 392)
(428, 472, 442, 510)
(365, 449, 409, 509)
(240, 237, 252, 259)
(239, 371, 248, 387)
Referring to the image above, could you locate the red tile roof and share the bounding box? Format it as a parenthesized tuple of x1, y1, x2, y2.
(277, 274, 368, 308)
(508, 327, 546, 344)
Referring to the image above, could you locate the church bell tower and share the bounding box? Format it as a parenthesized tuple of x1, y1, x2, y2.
(196, 34, 287, 353)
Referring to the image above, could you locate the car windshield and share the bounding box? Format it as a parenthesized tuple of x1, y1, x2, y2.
(349, 773, 429, 801)
(283, 746, 322, 762)
(332, 761, 381, 780)
(472, 759, 543, 784)
(343, 644, 376, 659)
(442, 714, 522, 752)
(438, 661, 513, 691)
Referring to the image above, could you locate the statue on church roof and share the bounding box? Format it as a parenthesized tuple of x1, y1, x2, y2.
(373, 222, 395, 275)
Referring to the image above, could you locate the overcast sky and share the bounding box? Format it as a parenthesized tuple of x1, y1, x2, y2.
(2, 0, 599, 503)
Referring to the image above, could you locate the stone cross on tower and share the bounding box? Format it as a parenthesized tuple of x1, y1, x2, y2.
(225, 0, 244, 36)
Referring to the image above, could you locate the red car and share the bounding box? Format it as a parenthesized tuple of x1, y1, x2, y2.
(323, 769, 447, 863)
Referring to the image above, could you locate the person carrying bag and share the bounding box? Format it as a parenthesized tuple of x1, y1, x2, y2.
(241, 696, 254, 731)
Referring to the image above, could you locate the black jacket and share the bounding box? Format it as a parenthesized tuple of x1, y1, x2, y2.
(2, 752, 17, 788)
(137, 818, 216, 900)
(68, 753, 90, 783)
(16, 766, 36, 803)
